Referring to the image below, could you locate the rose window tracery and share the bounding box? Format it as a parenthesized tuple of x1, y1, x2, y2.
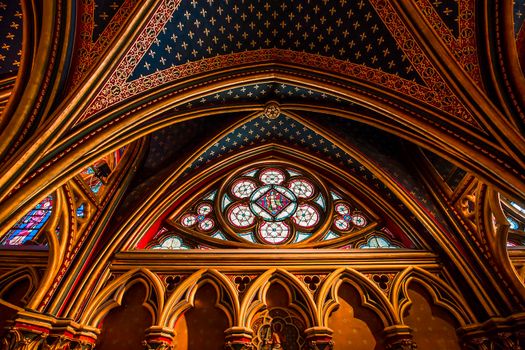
(170, 164, 388, 247)
(223, 167, 323, 245)
(180, 202, 215, 232)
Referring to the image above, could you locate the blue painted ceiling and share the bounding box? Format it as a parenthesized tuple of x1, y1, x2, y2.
(93, 0, 127, 41)
(0, 1, 22, 78)
(128, 0, 423, 83)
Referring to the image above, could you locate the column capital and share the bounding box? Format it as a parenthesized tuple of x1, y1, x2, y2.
(224, 327, 254, 350)
(383, 325, 417, 350)
(459, 314, 525, 349)
(304, 327, 334, 350)
(143, 326, 175, 350)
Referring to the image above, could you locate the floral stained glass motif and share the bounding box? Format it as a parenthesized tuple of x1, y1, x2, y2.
(232, 179, 257, 199)
(229, 204, 255, 228)
(1, 196, 53, 246)
(172, 165, 382, 248)
(333, 202, 367, 232)
(288, 179, 314, 198)
(259, 168, 286, 184)
(222, 167, 324, 245)
(180, 202, 215, 232)
(292, 204, 319, 228)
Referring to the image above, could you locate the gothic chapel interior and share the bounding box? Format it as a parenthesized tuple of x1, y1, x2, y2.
(1, 0, 525, 349)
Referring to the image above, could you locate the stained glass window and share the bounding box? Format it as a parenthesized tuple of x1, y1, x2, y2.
(80, 147, 127, 196)
(222, 167, 324, 245)
(508, 217, 519, 230)
(172, 165, 383, 247)
(359, 235, 399, 249)
(511, 201, 525, 215)
(1, 196, 53, 246)
(153, 236, 189, 250)
(180, 202, 216, 232)
(76, 203, 86, 218)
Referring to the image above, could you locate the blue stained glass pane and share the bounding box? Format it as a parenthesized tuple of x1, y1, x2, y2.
(1, 196, 53, 246)
(91, 182, 103, 194)
(330, 191, 342, 200)
(76, 204, 86, 218)
(359, 235, 399, 249)
(511, 202, 525, 215)
(507, 217, 519, 230)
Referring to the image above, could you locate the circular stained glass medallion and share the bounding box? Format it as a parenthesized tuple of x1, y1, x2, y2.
(258, 221, 290, 244)
(292, 204, 319, 228)
(259, 168, 285, 184)
(288, 179, 315, 198)
(181, 214, 197, 227)
(199, 217, 215, 231)
(231, 179, 257, 199)
(229, 203, 255, 228)
(352, 213, 367, 227)
(219, 166, 329, 245)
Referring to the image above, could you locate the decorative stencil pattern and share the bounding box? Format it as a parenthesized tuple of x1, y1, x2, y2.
(426, 0, 460, 37)
(129, 0, 421, 82)
(412, 0, 480, 83)
(93, 0, 127, 41)
(72, 0, 139, 86)
(0, 1, 23, 78)
(173, 81, 357, 112)
(82, 0, 477, 128)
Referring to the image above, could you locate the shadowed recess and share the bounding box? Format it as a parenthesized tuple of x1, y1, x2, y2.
(96, 283, 152, 350)
(403, 284, 461, 350)
(328, 282, 384, 349)
(175, 283, 229, 350)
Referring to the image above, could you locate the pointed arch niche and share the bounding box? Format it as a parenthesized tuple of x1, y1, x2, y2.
(133, 151, 421, 250)
(127, 113, 435, 251)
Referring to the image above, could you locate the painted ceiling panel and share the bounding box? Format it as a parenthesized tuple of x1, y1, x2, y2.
(82, 0, 478, 128)
(425, 0, 460, 37)
(172, 82, 358, 112)
(72, 0, 139, 86)
(93, 0, 127, 41)
(515, 0, 525, 36)
(128, 0, 422, 83)
(0, 0, 23, 79)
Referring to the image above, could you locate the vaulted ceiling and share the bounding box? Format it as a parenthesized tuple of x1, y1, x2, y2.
(0, 0, 524, 235)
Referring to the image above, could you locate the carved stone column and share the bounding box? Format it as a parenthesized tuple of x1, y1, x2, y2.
(383, 325, 417, 350)
(462, 332, 523, 350)
(304, 327, 334, 350)
(1, 327, 47, 350)
(224, 327, 254, 350)
(143, 326, 175, 350)
(1, 325, 96, 350)
(460, 316, 525, 350)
